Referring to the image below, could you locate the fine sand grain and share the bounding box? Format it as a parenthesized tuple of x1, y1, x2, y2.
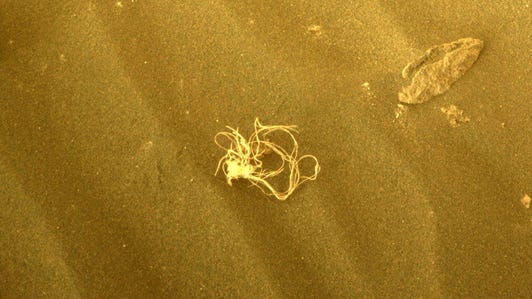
(1, 1, 530, 297)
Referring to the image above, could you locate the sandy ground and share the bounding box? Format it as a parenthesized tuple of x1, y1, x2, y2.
(1, 1, 531, 297)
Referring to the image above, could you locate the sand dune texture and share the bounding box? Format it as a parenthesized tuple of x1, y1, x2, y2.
(1, 1, 530, 297)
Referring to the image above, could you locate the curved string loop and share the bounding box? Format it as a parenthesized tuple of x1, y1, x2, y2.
(214, 118, 320, 200)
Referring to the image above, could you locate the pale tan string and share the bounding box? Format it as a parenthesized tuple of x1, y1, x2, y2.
(214, 118, 320, 200)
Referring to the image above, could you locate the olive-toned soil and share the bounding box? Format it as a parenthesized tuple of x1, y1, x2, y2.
(1, 1, 530, 297)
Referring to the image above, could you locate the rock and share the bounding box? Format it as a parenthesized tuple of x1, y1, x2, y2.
(399, 38, 483, 104)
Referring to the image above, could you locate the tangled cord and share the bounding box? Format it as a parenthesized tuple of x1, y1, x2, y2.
(214, 118, 320, 200)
